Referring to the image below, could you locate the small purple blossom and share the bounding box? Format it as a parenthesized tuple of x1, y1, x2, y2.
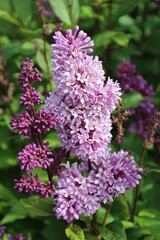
(8, 234, 28, 240)
(15, 172, 55, 198)
(17, 142, 53, 171)
(10, 111, 34, 137)
(54, 162, 100, 223)
(18, 58, 41, 87)
(34, 109, 57, 134)
(20, 87, 42, 109)
(87, 150, 142, 203)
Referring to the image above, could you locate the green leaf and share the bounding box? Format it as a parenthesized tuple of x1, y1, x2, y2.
(20, 196, 53, 217)
(1, 41, 21, 60)
(36, 49, 51, 73)
(2, 234, 9, 240)
(70, 0, 80, 24)
(42, 217, 67, 240)
(12, 0, 32, 26)
(134, 215, 160, 240)
(49, 0, 71, 25)
(0, 202, 28, 224)
(121, 221, 134, 229)
(0, 184, 17, 203)
(19, 28, 42, 38)
(111, 195, 129, 220)
(116, 0, 141, 19)
(98, 220, 127, 240)
(121, 92, 143, 109)
(97, 206, 114, 225)
(93, 31, 116, 48)
(113, 33, 131, 47)
(65, 224, 85, 240)
(0, 149, 17, 169)
(0, 0, 12, 14)
(0, 10, 20, 26)
(45, 131, 60, 148)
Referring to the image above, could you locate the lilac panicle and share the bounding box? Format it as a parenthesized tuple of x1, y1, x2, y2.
(54, 151, 142, 222)
(18, 58, 41, 87)
(17, 142, 53, 171)
(10, 57, 58, 199)
(10, 111, 34, 137)
(14, 172, 55, 198)
(20, 87, 43, 109)
(45, 26, 121, 162)
(34, 109, 57, 134)
(54, 162, 100, 223)
(10, 109, 56, 138)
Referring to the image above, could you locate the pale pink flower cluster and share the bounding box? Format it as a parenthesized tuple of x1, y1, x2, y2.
(45, 26, 121, 162)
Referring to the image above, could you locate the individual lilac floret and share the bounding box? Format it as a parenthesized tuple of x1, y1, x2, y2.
(39, 181, 55, 198)
(87, 150, 142, 203)
(17, 142, 53, 170)
(20, 87, 43, 109)
(54, 162, 100, 223)
(10, 111, 34, 137)
(0, 225, 6, 239)
(45, 26, 121, 162)
(34, 109, 57, 134)
(18, 58, 41, 87)
(15, 172, 55, 198)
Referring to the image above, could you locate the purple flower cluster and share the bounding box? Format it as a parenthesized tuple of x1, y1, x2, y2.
(10, 28, 143, 224)
(54, 162, 100, 223)
(45, 26, 121, 162)
(0, 226, 28, 240)
(116, 60, 157, 140)
(8, 234, 28, 240)
(15, 172, 55, 198)
(0, 226, 6, 239)
(17, 142, 53, 170)
(10, 58, 58, 199)
(55, 150, 142, 223)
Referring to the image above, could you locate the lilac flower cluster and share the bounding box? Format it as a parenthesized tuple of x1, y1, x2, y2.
(10, 58, 58, 198)
(116, 60, 157, 140)
(45, 26, 121, 163)
(55, 150, 142, 223)
(44, 27, 142, 222)
(9, 27, 142, 224)
(0, 226, 28, 240)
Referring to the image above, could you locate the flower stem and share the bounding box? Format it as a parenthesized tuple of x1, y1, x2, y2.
(37, 0, 52, 91)
(102, 203, 111, 227)
(130, 146, 146, 221)
(91, 212, 97, 235)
